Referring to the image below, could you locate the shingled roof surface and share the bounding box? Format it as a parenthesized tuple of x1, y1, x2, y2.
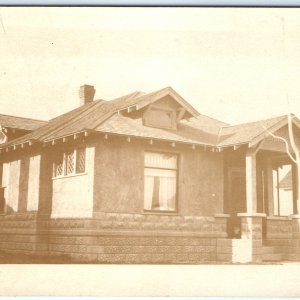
(218, 115, 287, 147)
(0, 87, 293, 149)
(2, 91, 143, 147)
(95, 113, 223, 145)
(3, 87, 220, 148)
(0, 114, 46, 131)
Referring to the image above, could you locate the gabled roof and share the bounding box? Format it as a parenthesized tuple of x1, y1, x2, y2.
(0, 114, 46, 131)
(129, 86, 200, 117)
(218, 115, 297, 147)
(1, 87, 202, 149)
(1, 85, 299, 152)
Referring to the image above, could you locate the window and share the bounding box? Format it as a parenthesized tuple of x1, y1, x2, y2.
(65, 150, 75, 175)
(53, 147, 86, 178)
(144, 152, 177, 212)
(53, 153, 64, 177)
(272, 164, 294, 216)
(76, 147, 86, 173)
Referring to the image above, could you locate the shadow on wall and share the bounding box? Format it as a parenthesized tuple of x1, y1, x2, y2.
(36, 149, 54, 248)
(38, 149, 54, 217)
(18, 157, 30, 212)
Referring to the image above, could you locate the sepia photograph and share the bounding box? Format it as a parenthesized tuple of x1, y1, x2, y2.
(1, 5, 300, 296)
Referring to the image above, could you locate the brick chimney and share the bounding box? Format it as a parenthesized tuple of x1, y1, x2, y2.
(79, 84, 96, 106)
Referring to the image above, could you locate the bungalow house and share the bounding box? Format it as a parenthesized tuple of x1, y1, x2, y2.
(0, 84, 300, 263)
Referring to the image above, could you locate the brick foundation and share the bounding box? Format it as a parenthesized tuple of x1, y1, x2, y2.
(265, 216, 293, 239)
(0, 212, 227, 263)
(217, 238, 262, 263)
(264, 216, 299, 261)
(4, 212, 300, 263)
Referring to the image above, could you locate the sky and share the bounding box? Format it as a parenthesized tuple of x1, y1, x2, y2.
(0, 7, 300, 124)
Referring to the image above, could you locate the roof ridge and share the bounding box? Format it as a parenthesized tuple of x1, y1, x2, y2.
(220, 114, 287, 129)
(42, 100, 107, 140)
(88, 92, 147, 131)
(38, 100, 105, 141)
(14, 100, 103, 144)
(122, 87, 173, 107)
(195, 113, 229, 126)
(109, 90, 145, 102)
(0, 113, 47, 123)
(49, 99, 103, 122)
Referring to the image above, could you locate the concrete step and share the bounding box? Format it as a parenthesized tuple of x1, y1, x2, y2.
(262, 253, 282, 262)
(261, 246, 274, 255)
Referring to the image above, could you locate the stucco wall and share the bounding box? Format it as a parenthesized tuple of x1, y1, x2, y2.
(27, 155, 41, 211)
(2, 162, 10, 207)
(179, 148, 224, 215)
(1, 151, 41, 214)
(51, 146, 95, 218)
(93, 137, 223, 216)
(6, 159, 21, 212)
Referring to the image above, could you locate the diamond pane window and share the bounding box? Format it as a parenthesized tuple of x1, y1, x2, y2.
(53, 147, 86, 178)
(76, 147, 86, 173)
(65, 150, 75, 175)
(53, 153, 64, 177)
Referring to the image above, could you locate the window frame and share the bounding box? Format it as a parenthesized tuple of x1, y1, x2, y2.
(143, 150, 179, 214)
(53, 147, 86, 179)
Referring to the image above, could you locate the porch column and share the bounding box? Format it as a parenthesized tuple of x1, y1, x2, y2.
(245, 150, 257, 214)
(236, 147, 265, 263)
(238, 148, 266, 238)
(266, 158, 274, 217)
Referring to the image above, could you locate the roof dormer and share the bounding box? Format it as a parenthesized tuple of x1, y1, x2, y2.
(142, 93, 194, 130)
(143, 104, 177, 130)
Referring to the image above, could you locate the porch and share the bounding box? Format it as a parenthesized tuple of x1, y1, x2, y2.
(222, 137, 300, 262)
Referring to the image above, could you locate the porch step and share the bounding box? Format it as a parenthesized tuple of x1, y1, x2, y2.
(262, 253, 282, 262)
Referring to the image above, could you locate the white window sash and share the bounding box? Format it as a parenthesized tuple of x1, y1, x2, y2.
(144, 175, 154, 210)
(144, 167, 177, 211)
(145, 152, 177, 169)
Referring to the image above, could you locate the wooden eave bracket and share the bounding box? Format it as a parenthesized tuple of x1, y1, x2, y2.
(176, 107, 186, 122)
(233, 144, 242, 151)
(0, 138, 39, 153)
(43, 129, 95, 146)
